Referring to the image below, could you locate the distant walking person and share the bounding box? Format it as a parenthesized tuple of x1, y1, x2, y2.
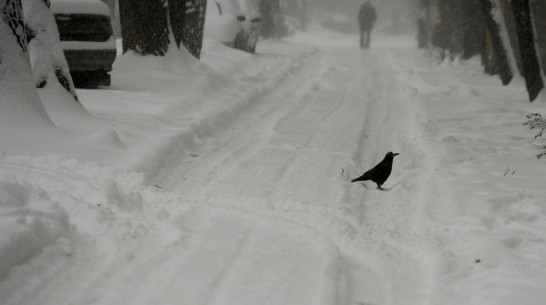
(358, 1, 377, 49)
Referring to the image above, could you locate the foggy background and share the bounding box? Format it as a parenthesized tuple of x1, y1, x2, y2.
(310, 0, 420, 35)
(101, 0, 421, 40)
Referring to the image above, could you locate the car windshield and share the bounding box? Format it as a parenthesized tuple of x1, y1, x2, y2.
(55, 14, 112, 42)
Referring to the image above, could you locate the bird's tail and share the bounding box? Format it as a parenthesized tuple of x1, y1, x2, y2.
(351, 177, 365, 183)
(351, 172, 370, 183)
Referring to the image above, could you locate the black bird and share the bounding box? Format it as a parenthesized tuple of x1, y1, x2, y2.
(351, 152, 399, 190)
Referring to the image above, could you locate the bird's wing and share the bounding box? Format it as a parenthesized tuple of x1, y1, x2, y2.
(360, 169, 373, 180)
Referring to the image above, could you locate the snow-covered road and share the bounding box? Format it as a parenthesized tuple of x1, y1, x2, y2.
(151, 37, 435, 305)
(151, 38, 430, 305)
(2, 29, 546, 305)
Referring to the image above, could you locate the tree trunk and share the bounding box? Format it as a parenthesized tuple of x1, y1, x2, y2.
(119, 0, 206, 58)
(170, 0, 206, 59)
(1, 0, 51, 120)
(511, 0, 543, 101)
(461, 0, 485, 59)
(480, 0, 513, 85)
(530, 0, 546, 78)
(22, 0, 78, 101)
(498, 0, 524, 74)
(119, 0, 169, 56)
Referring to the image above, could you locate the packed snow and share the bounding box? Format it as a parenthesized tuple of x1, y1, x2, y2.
(1, 26, 546, 305)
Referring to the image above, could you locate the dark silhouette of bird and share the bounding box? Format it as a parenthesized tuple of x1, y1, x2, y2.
(351, 152, 399, 190)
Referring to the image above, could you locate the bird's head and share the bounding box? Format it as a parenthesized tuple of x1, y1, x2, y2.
(385, 152, 400, 160)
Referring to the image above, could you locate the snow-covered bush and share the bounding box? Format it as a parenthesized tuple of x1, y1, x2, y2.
(524, 113, 546, 158)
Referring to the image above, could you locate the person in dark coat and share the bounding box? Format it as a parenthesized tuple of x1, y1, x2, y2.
(358, 1, 377, 49)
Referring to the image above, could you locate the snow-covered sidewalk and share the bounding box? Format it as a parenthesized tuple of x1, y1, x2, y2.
(406, 51, 546, 305)
(1, 29, 545, 305)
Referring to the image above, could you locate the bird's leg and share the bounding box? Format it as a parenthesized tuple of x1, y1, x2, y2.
(377, 184, 384, 191)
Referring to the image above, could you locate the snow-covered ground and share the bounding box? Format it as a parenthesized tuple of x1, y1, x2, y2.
(1, 28, 546, 305)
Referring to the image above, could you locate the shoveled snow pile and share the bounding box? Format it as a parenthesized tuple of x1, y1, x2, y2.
(0, 27, 545, 305)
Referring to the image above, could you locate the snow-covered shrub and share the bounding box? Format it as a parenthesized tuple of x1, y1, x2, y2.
(524, 113, 546, 158)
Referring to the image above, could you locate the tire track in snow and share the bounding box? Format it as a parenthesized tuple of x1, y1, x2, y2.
(142, 49, 352, 305)
(157, 53, 336, 195)
(147, 47, 317, 186)
(149, 48, 373, 305)
(157, 44, 406, 305)
(199, 224, 253, 305)
(342, 46, 436, 305)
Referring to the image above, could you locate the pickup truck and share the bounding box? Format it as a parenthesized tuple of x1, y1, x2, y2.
(51, 0, 116, 88)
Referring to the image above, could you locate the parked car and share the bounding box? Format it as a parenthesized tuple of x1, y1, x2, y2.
(51, 0, 116, 88)
(204, 0, 261, 53)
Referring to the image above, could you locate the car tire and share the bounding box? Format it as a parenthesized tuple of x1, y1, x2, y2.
(234, 30, 246, 51)
(71, 72, 97, 89)
(247, 31, 258, 53)
(70, 71, 111, 89)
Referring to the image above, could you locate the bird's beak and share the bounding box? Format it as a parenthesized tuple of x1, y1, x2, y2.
(393, 153, 400, 157)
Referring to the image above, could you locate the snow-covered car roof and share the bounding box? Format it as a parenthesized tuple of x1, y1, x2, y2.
(50, 0, 111, 16)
